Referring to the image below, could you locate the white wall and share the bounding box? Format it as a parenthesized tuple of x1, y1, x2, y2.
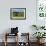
(0, 0, 37, 42)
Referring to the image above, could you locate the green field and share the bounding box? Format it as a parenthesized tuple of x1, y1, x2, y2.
(13, 12, 24, 17)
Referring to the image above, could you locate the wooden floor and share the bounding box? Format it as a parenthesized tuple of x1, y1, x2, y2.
(0, 42, 46, 46)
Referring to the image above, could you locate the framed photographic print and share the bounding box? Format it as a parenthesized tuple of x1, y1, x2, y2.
(10, 8, 26, 20)
(37, 0, 46, 18)
(36, 0, 46, 26)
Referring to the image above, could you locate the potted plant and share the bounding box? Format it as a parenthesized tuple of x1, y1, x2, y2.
(33, 32, 46, 43)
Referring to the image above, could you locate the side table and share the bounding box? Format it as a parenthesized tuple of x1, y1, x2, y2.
(4, 33, 18, 46)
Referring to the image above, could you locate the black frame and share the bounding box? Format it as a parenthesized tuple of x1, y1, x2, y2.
(10, 8, 26, 20)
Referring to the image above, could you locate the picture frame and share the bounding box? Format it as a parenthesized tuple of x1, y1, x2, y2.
(36, 0, 46, 26)
(10, 8, 26, 20)
(36, 0, 46, 18)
